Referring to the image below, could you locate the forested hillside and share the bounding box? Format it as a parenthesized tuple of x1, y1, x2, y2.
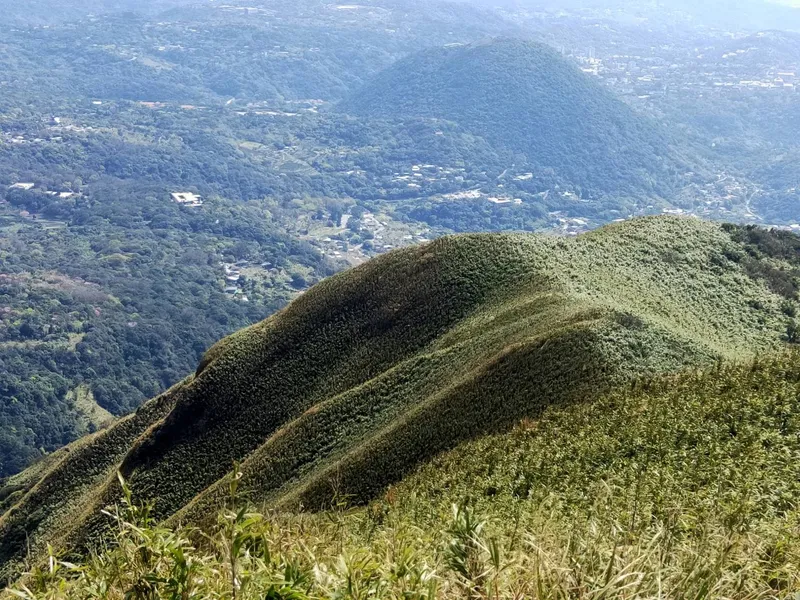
(339, 39, 691, 198)
(2, 216, 800, 587)
(0, 0, 519, 478)
(0, 0, 515, 105)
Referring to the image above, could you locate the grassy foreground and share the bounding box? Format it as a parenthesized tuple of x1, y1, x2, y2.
(7, 353, 800, 599)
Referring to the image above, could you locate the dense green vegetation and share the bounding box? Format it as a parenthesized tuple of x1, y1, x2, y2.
(1, 216, 799, 587)
(5, 2, 800, 596)
(8, 352, 800, 598)
(0, 102, 352, 477)
(0, 199, 323, 476)
(339, 39, 693, 199)
(0, 85, 608, 478)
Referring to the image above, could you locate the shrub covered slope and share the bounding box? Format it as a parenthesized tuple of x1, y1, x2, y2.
(1, 216, 799, 584)
(9, 353, 800, 598)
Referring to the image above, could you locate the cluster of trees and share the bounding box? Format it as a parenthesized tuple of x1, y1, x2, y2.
(0, 190, 332, 477)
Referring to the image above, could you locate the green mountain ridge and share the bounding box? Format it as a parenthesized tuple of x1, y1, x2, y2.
(8, 351, 800, 596)
(338, 39, 692, 199)
(1, 216, 799, 585)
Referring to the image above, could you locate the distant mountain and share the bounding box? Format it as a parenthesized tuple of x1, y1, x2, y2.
(2, 216, 799, 584)
(0, 1, 517, 104)
(0, 0, 195, 24)
(339, 39, 690, 199)
(464, 0, 800, 32)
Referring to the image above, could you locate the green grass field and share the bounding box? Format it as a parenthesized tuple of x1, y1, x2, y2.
(3, 216, 800, 592)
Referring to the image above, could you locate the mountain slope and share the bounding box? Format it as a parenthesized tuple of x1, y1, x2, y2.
(9, 352, 800, 598)
(338, 39, 689, 198)
(8, 352, 800, 598)
(1, 216, 798, 583)
(397, 351, 800, 529)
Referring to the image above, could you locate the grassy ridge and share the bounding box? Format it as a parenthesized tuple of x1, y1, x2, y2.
(8, 352, 800, 599)
(118, 234, 542, 517)
(405, 353, 800, 523)
(0, 216, 797, 584)
(173, 304, 612, 523)
(0, 384, 181, 584)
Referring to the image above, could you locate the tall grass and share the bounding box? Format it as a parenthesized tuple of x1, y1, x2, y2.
(6, 477, 799, 599)
(10, 352, 800, 598)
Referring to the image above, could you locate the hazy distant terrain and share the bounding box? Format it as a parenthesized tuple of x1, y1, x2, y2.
(464, 0, 800, 30)
(0, 0, 197, 24)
